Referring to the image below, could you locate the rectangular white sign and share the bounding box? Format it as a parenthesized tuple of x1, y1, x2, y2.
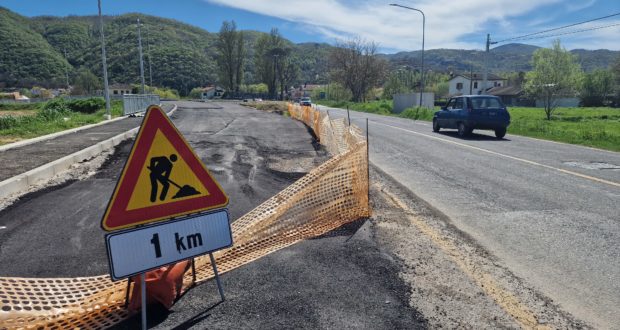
(105, 209, 232, 281)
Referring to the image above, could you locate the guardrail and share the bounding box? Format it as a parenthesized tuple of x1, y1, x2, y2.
(122, 94, 160, 116)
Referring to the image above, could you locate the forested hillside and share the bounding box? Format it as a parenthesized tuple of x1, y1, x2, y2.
(1, 6, 618, 95)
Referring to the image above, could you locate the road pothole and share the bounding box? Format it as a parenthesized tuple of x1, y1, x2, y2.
(563, 161, 620, 170)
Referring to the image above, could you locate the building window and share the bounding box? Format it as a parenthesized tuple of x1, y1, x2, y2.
(113, 90, 118, 95)
(456, 82, 463, 90)
(473, 82, 478, 88)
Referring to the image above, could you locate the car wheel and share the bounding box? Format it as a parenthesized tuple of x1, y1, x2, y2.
(457, 122, 469, 137)
(432, 119, 440, 132)
(495, 128, 506, 139)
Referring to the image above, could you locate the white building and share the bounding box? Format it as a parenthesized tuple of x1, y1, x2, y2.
(448, 73, 507, 96)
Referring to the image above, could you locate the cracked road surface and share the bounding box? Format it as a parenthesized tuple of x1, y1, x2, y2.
(0, 101, 427, 328)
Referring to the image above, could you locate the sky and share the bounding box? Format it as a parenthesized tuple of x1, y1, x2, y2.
(1, 0, 619, 52)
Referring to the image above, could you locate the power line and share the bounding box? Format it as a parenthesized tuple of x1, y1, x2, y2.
(496, 12, 620, 43)
(505, 23, 620, 42)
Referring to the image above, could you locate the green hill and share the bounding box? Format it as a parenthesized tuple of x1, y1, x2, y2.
(0, 7, 70, 88)
(1, 7, 618, 94)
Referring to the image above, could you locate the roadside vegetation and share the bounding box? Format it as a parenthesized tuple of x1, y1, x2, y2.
(508, 107, 620, 151)
(317, 99, 620, 152)
(0, 98, 123, 145)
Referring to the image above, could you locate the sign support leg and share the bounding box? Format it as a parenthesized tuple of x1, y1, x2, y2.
(141, 273, 147, 330)
(191, 258, 197, 286)
(124, 277, 132, 307)
(209, 253, 225, 301)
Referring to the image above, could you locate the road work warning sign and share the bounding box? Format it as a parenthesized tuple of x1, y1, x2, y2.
(101, 105, 228, 231)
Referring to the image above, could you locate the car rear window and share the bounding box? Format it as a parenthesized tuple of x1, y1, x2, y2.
(470, 97, 503, 109)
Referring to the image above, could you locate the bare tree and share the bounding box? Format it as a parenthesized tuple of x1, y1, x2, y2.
(216, 21, 244, 93)
(329, 39, 387, 102)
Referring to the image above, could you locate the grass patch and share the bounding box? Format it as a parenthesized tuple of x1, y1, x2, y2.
(242, 101, 289, 113)
(0, 99, 123, 145)
(317, 100, 620, 152)
(318, 100, 393, 115)
(507, 107, 620, 151)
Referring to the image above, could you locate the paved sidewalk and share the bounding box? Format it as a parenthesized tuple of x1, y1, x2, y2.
(0, 103, 173, 182)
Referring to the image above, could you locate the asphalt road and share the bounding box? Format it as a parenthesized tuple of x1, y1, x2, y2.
(319, 105, 620, 329)
(0, 101, 425, 328)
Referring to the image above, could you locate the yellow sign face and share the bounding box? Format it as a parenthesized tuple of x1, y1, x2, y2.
(101, 105, 229, 231)
(126, 129, 210, 210)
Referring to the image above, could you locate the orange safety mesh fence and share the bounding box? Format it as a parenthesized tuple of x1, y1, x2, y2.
(0, 103, 369, 329)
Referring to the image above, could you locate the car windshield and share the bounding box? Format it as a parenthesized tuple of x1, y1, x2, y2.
(470, 97, 503, 109)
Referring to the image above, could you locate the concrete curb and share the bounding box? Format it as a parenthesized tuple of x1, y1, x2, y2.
(0, 115, 127, 152)
(0, 103, 174, 152)
(0, 104, 178, 200)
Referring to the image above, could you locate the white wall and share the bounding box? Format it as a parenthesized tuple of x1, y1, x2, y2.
(393, 92, 434, 113)
(448, 76, 504, 96)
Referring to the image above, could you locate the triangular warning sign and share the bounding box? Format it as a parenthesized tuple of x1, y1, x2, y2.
(101, 105, 228, 231)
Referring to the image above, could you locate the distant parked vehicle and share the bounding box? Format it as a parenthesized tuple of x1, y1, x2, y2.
(433, 95, 511, 139)
(300, 97, 312, 106)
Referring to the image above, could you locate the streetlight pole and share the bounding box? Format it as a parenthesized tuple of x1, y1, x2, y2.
(97, 0, 111, 120)
(390, 3, 425, 108)
(137, 18, 146, 94)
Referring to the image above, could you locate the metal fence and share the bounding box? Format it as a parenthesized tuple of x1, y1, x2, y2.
(122, 94, 160, 116)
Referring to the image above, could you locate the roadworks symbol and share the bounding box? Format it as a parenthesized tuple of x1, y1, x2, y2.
(101, 105, 229, 231)
(126, 129, 209, 210)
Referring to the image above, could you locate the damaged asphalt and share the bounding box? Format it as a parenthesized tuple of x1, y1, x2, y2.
(0, 101, 428, 328)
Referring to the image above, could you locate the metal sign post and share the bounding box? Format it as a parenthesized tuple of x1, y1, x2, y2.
(141, 273, 147, 330)
(209, 253, 225, 301)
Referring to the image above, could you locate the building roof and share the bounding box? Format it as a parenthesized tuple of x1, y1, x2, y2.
(109, 84, 132, 90)
(487, 85, 523, 96)
(451, 72, 505, 81)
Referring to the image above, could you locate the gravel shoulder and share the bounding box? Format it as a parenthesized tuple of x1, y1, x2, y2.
(369, 165, 589, 329)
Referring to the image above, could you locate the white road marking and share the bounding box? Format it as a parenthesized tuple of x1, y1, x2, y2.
(0, 226, 6, 230)
(371, 121, 620, 188)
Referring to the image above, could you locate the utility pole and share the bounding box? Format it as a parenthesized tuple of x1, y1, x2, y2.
(469, 63, 473, 95)
(98, 0, 111, 120)
(64, 49, 70, 90)
(482, 34, 497, 95)
(146, 24, 153, 88)
(137, 18, 146, 94)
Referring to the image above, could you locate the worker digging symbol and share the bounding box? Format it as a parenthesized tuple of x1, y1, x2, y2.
(148, 154, 201, 202)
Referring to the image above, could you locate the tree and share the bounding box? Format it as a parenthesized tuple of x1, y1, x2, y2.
(525, 40, 583, 120)
(254, 28, 288, 99)
(580, 69, 614, 106)
(216, 21, 244, 93)
(278, 56, 300, 99)
(612, 56, 620, 106)
(328, 39, 387, 102)
(72, 69, 101, 95)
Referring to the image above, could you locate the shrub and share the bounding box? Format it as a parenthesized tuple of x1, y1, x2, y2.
(42, 98, 70, 113)
(66, 98, 105, 114)
(0, 116, 18, 130)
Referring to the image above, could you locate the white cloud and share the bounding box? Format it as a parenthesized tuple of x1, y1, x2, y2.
(565, 0, 597, 12)
(205, 0, 619, 51)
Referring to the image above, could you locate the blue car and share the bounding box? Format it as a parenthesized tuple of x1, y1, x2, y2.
(433, 95, 511, 139)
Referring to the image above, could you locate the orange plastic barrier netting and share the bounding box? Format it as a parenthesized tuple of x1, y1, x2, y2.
(0, 104, 370, 329)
